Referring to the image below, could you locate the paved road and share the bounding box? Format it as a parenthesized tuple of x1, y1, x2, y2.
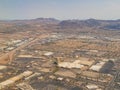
(0, 34, 50, 64)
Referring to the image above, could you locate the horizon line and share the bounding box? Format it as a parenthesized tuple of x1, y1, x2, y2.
(0, 17, 120, 21)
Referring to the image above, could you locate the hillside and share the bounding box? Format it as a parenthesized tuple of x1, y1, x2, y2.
(0, 18, 120, 37)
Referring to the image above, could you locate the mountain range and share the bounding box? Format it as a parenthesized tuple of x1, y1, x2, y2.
(0, 18, 120, 34)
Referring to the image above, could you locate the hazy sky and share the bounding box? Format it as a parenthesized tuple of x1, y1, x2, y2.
(0, 0, 120, 20)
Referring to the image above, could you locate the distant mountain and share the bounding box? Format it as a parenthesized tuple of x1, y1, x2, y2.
(59, 19, 100, 28)
(22, 18, 60, 24)
(0, 18, 60, 33)
(0, 18, 120, 34)
(34, 18, 60, 23)
(0, 18, 60, 24)
(59, 19, 120, 30)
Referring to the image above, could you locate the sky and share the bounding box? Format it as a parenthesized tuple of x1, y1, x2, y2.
(0, 0, 120, 20)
